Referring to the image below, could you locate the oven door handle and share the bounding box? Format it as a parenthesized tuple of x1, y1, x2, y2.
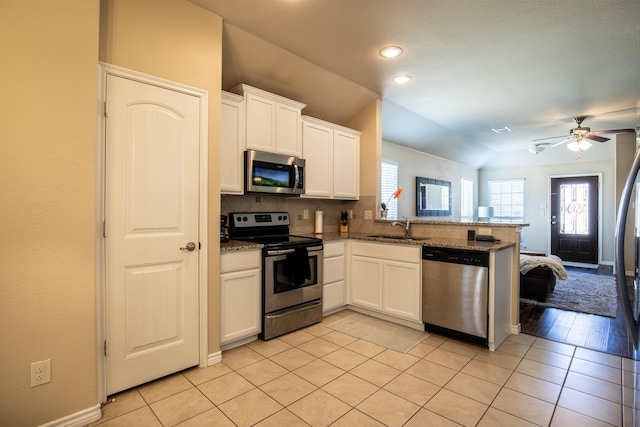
(266, 248, 295, 256)
(266, 245, 323, 256)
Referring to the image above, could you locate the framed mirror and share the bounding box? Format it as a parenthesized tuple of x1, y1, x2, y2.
(416, 177, 451, 216)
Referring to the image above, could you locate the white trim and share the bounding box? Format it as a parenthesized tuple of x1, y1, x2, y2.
(38, 404, 101, 427)
(96, 62, 209, 402)
(208, 351, 223, 366)
(547, 173, 603, 265)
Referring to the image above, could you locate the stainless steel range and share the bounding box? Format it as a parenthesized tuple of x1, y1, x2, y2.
(228, 212, 323, 340)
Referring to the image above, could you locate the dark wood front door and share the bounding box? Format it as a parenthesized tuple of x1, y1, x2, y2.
(550, 176, 599, 264)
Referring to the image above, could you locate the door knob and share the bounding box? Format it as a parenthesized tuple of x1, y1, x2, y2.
(180, 242, 196, 252)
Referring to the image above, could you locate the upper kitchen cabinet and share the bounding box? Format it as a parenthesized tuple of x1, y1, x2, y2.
(302, 116, 360, 200)
(231, 84, 306, 156)
(220, 91, 245, 195)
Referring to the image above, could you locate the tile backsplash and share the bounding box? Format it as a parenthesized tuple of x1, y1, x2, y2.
(221, 194, 373, 235)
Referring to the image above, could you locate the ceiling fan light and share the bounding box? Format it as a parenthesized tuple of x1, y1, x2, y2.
(567, 141, 580, 152)
(578, 139, 592, 150)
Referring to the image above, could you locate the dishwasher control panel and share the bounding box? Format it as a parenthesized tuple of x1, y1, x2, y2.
(422, 246, 489, 267)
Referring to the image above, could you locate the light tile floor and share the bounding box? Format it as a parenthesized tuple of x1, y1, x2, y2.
(92, 310, 640, 426)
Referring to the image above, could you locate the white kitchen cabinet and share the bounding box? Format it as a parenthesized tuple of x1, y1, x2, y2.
(220, 250, 261, 346)
(231, 84, 306, 156)
(349, 241, 421, 322)
(382, 260, 421, 321)
(220, 91, 245, 195)
(302, 116, 360, 200)
(323, 240, 346, 313)
(350, 255, 383, 310)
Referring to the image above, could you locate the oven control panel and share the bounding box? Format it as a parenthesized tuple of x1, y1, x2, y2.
(230, 212, 290, 228)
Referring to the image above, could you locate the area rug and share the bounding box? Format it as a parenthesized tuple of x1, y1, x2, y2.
(326, 312, 429, 353)
(520, 271, 618, 318)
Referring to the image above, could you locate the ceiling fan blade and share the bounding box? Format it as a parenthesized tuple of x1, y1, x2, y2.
(590, 128, 636, 135)
(585, 134, 609, 143)
(550, 137, 573, 148)
(532, 135, 569, 142)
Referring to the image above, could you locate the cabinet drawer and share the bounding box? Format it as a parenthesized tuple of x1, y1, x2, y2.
(220, 250, 261, 273)
(323, 255, 344, 283)
(350, 241, 419, 263)
(324, 240, 345, 258)
(323, 280, 345, 313)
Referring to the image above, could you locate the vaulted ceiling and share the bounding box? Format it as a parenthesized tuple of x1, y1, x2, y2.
(191, 0, 640, 169)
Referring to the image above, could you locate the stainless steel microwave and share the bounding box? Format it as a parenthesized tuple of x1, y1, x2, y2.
(245, 149, 305, 196)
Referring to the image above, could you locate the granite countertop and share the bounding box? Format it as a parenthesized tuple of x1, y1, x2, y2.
(220, 239, 263, 252)
(221, 232, 515, 252)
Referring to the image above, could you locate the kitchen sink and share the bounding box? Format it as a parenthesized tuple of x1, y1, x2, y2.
(366, 234, 430, 241)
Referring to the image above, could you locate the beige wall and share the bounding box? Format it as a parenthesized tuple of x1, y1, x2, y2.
(99, 0, 223, 360)
(382, 141, 479, 221)
(347, 99, 382, 202)
(0, 0, 222, 424)
(615, 133, 637, 273)
(0, 1, 100, 425)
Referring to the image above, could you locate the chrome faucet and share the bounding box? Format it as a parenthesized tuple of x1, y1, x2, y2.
(391, 216, 410, 236)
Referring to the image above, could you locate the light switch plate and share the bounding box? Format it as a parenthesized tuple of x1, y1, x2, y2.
(364, 210, 372, 220)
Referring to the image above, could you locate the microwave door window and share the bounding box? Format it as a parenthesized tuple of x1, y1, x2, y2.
(253, 162, 290, 189)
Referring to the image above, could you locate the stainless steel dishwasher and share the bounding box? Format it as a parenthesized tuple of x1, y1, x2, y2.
(422, 246, 489, 347)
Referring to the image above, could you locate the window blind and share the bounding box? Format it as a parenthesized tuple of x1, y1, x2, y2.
(461, 178, 474, 222)
(488, 179, 524, 223)
(381, 161, 398, 220)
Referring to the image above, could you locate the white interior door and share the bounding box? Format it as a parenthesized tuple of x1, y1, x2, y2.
(105, 75, 200, 395)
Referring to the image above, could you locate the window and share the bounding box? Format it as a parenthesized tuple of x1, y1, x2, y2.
(381, 160, 399, 219)
(488, 179, 524, 223)
(461, 178, 474, 222)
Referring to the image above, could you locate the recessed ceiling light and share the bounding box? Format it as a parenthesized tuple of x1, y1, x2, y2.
(379, 46, 403, 58)
(392, 74, 412, 84)
(491, 127, 511, 134)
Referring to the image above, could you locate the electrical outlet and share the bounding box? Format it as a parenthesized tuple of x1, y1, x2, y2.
(348, 210, 353, 219)
(364, 210, 372, 220)
(31, 359, 51, 387)
(303, 209, 309, 219)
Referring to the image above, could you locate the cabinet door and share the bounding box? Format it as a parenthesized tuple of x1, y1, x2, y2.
(332, 130, 359, 199)
(276, 103, 302, 156)
(323, 280, 345, 313)
(245, 93, 275, 152)
(350, 255, 383, 311)
(220, 92, 245, 194)
(302, 120, 332, 198)
(220, 268, 261, 344)
(382, 260, 421, 321)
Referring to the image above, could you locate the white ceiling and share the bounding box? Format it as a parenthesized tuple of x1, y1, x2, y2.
(190, 0, 640, 169)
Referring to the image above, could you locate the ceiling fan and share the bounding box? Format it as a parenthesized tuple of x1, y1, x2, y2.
(528, 116, 635, 154)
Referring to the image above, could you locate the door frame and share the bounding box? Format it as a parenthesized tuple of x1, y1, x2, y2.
(547, 173, 602, 268)
(96, 62, 209, 403)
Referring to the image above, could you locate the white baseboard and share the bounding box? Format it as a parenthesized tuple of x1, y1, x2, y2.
(511, 323, 521, 335)
(39, 403, 101, 427)
(208, 350, 222, 366)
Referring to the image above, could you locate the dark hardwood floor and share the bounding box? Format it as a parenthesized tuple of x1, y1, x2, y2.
(519, 266, 640, 360)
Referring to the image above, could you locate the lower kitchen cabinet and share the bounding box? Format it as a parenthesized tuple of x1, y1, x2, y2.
(323, 240, 346, 313)
(220, 249, 261, 346)
(349, 241, 421, 322)
(382, 259, 421, 321)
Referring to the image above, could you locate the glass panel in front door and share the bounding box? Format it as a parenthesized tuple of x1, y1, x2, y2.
(559, 183, 589, 235)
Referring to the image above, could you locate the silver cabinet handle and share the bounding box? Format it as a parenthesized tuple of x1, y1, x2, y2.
(180, 242, 196, 251)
